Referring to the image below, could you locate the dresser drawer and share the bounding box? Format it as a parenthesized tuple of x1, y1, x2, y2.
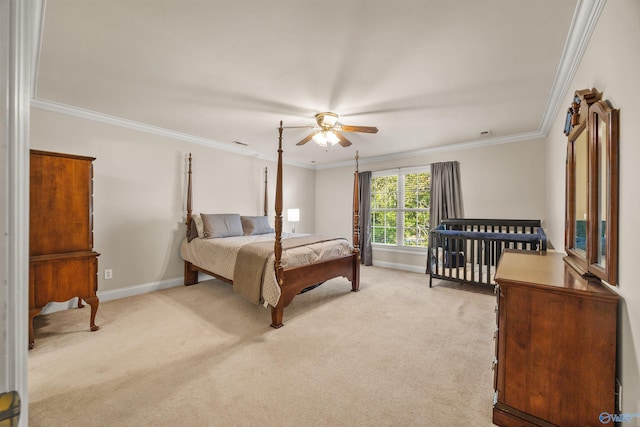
(30, 254, 98, 308)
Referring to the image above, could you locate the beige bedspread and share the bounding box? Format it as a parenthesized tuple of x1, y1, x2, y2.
(233, 235, 349, 305)
(180, 233, 353, 307)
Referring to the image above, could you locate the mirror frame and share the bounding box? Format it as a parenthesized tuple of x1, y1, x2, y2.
(565, 89, 599, 274)
(565, 119, 588, 270)
(588, 99, 619, 284)
(564, 88, 619, 285)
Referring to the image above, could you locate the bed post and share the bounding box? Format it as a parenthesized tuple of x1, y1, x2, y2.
(186, 153, 193, 230)
(271, 121, 285, 328)
(184, 153, 198, 286)
(352, 151, 361, 292)
(264, 166, 268, 216)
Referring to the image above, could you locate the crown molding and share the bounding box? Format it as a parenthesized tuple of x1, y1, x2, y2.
(316, 131, 545, 170)
(538, 0, 607, 135)
(29, 96, 548, 172)
(31, 98, 315, 169)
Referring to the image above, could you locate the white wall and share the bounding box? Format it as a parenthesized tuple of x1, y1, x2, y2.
(545, 0, 640, 418)
(30, 108, 316, 296)
(316, 137, 548, 271)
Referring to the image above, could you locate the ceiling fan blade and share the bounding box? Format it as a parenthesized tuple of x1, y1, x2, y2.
(338, 124, 378, 134)
(296, 131, 319, 146)
(335, 132, 352, 147)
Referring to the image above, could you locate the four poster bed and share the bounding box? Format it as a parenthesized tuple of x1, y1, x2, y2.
(181, 122, 360, 328)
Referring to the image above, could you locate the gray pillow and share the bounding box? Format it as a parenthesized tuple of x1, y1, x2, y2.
(200, 213, 243, 238)
(241, 216, 274, 236)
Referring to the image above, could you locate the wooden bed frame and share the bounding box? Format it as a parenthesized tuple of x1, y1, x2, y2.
(183, 121, 360, 328)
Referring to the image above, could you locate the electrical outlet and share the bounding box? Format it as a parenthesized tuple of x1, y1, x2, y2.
(104, 269, 113, 280)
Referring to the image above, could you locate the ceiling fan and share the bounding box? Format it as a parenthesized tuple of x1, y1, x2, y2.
(294, 112, 378, 148)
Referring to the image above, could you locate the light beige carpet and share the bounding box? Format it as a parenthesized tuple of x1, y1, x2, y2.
(29, 266, 497, 426)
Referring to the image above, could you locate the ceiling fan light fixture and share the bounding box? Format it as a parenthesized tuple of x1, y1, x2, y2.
(315, 112, 339, 129)
(311, 130, 340, 148)
(295, 112, 375, 149)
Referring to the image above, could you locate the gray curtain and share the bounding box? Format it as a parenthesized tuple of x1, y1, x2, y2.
(358, 171, 372, 265)
(429, 161, 464, 231)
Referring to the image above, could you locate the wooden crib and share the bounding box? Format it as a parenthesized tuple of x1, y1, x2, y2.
(428, 219, 547, 288)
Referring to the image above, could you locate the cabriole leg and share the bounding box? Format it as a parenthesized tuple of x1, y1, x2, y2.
(84, 296, 100, 332)
(29, 308, 42, 349)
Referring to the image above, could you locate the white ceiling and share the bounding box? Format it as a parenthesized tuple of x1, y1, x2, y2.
(34, 0, 579, 167)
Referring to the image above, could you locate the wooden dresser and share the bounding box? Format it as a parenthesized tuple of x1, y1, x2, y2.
(492, 250, 618, 427)
(29, 150, 100, 349)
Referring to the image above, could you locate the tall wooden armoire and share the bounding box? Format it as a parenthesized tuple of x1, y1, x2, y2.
(29, 150, 100, 349)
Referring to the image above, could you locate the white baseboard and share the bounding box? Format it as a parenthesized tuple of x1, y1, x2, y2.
(40, 277, 184, 315)
(371, 260, 427, 274)
(98, 277, 184, 302)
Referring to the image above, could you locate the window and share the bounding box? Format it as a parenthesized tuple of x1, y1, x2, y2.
(371, 167, 430, 248)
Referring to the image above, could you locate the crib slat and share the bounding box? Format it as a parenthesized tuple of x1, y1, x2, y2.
(470, 239, 476, 283)
(485, 240, 491, 285)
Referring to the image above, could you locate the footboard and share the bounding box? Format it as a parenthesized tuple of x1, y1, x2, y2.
(270, 253, 360, 328)
(428, 219, 547, 288)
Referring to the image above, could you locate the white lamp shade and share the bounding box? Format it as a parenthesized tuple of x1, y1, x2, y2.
(325, 131, 340, 145)
(312, 132, 328, 147)
(287, 208, 300, 222)
(311, 131, 339, 148)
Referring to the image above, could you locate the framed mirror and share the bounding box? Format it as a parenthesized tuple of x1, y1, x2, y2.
(565, 89, 598, 274)
(564, 88, 619, 285)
